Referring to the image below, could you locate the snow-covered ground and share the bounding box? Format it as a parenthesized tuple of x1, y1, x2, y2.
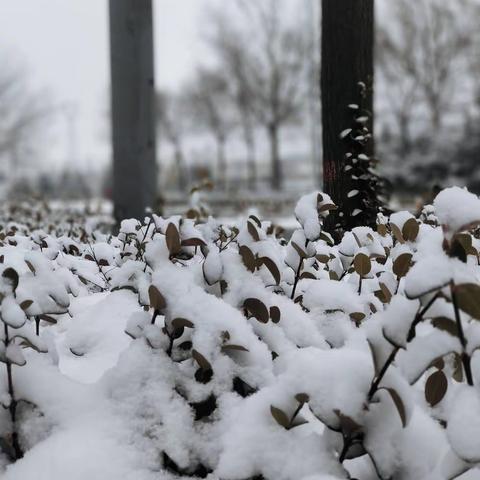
(0, 187, 480, 479)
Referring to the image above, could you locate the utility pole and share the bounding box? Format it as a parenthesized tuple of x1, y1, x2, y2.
(109, 0, 157, 223)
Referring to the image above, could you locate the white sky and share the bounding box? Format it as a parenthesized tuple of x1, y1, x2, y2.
(0, 0, 220, 172)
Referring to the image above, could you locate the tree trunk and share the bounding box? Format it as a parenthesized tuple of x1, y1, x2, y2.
(109, 0, 157, 223)
(268, 123, 282, 191)
(174, 144, 187, 191)
(216, 137, 227, 190)
(243, 124, 256, 190)
(321, 0, 374, 230)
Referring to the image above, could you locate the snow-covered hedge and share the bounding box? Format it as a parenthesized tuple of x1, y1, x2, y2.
(1, 187, 480, 479)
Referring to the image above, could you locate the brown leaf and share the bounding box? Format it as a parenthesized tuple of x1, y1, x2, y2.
(249, 215, 262, 228)
(402, 218, 419, 242)
(334, 409, 362, 435)
(171, 318, 194, 329)
(148, 285, 166, 312)
(431, 317, 459, 337)
(181, 238, 206, 247)
(19, 300, 33, 311)
(270, 405, 290, 429)
(25, 260, 36, 274)
(318, 203, 337, 213)
(391, 223, 405, 244)
(315, 254, 330, 264)
(291, 241, 307, 259)
(353, 253, 371, 277)
(455, 283, 480, 320)
(38, 314, 57, 324)
(192, 349, 211, 371)
(382, 387, 407, 427)
(165, 223, 181, 255)
(350, 312, 366, 323)
(452, 354, 464, 382)
(367, 339, 381, 376)
(247, 221, 260, 241)
(239, 245, 256, 273)
(393, 253, 413, 278)
(258, 257, 281, 285)
(379, 282, 392, 303)
(2, 268, 19, 291)
(425, 370, 448, 407)
(221, 344, 249, 353)
(269, 305, 281, 324)
(377, 224, 388, 236)
(300, 271, 316, 280)
(244, 298, 269, 323)
(295, 393, 310, 404)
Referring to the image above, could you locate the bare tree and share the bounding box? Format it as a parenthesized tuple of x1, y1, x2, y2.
(187, 68, 235, 190)
(156, 91, 188, 191)
(208, 29, 258, 190)
(0, 59, 50, 176)
(377, 0, 472, 136)
(375, 0, 479, 191)
(208, 0, 309, 191)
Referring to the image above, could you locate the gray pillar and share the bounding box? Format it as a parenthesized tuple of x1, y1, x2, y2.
(109, 0, 157, 223)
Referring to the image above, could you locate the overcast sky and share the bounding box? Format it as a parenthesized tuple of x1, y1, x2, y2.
(0, 0, 220, 171)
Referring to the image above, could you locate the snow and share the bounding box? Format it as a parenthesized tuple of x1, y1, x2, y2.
(294, 191, 333, 241)
(434, 186, 480, 235)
